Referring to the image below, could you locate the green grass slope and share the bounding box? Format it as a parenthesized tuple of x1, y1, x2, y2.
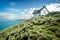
(0, 12, 60, 40)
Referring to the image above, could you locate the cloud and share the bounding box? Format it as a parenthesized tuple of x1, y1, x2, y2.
(19, 3, 60, 19)
(0, 13, 17, 20)
(5, 8, 38, 19)
(46, 3, 60, 12)
(18, 8, 38, 19)
(6, 8, 21, 12)
(10, 2, 16, 6)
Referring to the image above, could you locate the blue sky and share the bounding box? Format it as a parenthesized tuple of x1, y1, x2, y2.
(0, 0, 60, 20)
(0, 0, 58, 12)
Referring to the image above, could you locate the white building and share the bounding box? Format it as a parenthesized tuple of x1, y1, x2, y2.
(33, 6, 49, 17)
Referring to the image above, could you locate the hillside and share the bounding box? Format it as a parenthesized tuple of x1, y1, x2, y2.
(46, 12, 60, 17)
(0, 12, 60, 40)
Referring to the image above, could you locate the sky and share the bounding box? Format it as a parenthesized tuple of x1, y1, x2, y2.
(0, 0, 60, 20)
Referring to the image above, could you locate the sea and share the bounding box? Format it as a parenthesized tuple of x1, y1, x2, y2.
(0, 20, 25, 30)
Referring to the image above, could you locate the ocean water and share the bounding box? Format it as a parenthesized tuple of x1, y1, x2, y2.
(0, 20, 25, 30)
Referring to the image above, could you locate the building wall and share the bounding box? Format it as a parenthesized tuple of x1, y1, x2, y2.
(41, 8, 48, 15)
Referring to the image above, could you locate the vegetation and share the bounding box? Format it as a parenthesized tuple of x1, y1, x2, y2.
(0, 12, 60, 40)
